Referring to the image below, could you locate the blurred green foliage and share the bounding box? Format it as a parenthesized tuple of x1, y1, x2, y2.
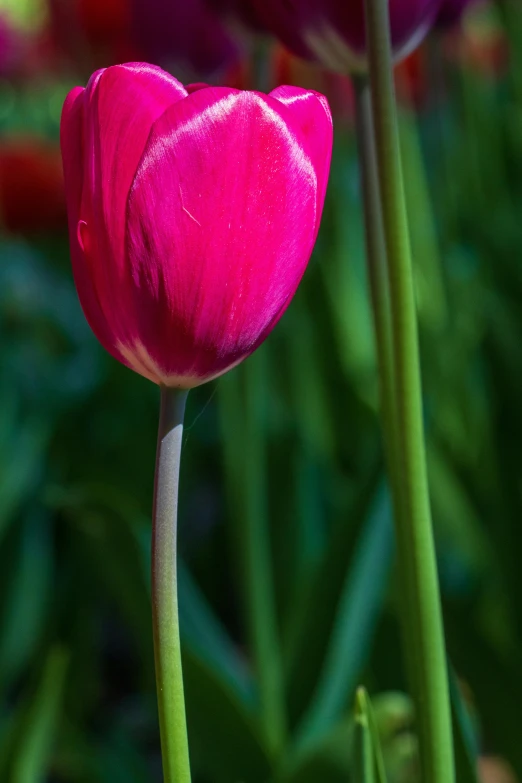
(1, 1, 522, 781)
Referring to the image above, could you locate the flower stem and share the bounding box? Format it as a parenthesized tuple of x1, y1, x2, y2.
(352, 74, 400, 503)
(152, 386, 191, 783)
(362, 0, 456, 781)
(352, 71, 418, 717)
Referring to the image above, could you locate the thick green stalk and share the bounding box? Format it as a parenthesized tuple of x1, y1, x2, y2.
(152, 386, 191, 783)
(362, 0, 455, 781)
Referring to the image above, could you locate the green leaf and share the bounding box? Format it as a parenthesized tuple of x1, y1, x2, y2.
(178, 558, 255, 707)
(351, 688, 389, 783)
(0, 509, 52, 690)
(279, 720, 352, 783)
(449, 667, 479, 783)
(294, 483, 393, 747)
(284, 466, 382, 726)
(182, 646, 273, 783)
(353, 689, 376, 783)
(0, 409, 48, 543)
(218, 353, 287, 753)
(10, 646, 69, 783)
(52, 724, 152, 783)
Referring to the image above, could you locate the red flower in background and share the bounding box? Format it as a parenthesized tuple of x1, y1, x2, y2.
(131, 0, 240, 79)
(48, 0, 138, 71)
(395, 46, 429, 108)
(0, 139, 66, 235)
(77, 0, 130, 43)
(48, 0, 241, 78)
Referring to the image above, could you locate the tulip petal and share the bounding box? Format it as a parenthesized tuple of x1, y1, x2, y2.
(270, 85, 332, 225)
(124, 86, 322, 384)
(186, 82, 210, 93)
(61, 85, 119, 354)
(73, 64, 188, 363)
(60, 86, 85, 224)
(84, 63, 187, 272)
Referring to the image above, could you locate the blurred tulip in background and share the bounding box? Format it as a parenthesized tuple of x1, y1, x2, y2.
(245, 0, 443, 72)
(131, 0, 240, 79)
(436, 0, 476, 28)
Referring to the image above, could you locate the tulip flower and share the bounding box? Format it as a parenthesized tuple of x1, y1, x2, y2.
(60, 63, 332, 388)
(248, 0, 442, 72)
(60, 61, 331, 783)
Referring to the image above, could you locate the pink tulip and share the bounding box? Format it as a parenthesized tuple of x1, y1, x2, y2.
(60, 63, 332, 387)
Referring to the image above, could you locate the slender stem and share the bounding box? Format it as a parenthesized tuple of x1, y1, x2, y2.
(352, 71, 418, 730)
(362, 1, 455, 781)
(352, 75, 400, 506)
(152, 386, 191, 783)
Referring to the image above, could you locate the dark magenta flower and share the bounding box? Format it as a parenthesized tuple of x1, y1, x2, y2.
(247, 0, 442, 71)
(60, 63, 332, 387)
(131, 0, 240, 77)
(435, 0, 475, 28)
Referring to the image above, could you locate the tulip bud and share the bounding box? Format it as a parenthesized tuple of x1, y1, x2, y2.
(60, 63, 332, 388)
(247, 0, 442, 72)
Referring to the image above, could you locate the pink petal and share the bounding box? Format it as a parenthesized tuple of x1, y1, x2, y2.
(186, 82, 210, 93)
(270, 85, 333, 231)
(61, 85, 117, 354)
(60, 86, 84, 226)
(83, 63, 187, 273)
(79, 64, 188, 352)
(124, 86, 322, 384)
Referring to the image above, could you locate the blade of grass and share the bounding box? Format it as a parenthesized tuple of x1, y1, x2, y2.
(295, 483, 393, 748)
(10, 646, 69, 783)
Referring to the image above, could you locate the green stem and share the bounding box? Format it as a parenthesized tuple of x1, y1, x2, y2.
(352, 74, 400, 506)
(352, 71, 418, 734)
(362, 1, 455, 781)
(152, 386, 191, 783)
